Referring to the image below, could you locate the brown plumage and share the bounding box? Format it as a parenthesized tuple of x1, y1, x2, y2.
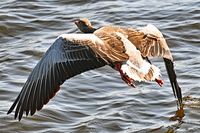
(75, 19, 172, 60)
(75, 18, 182, 107)
(95, 25, 172, 61)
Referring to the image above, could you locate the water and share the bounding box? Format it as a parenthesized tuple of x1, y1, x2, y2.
(0, 0, 200, 132)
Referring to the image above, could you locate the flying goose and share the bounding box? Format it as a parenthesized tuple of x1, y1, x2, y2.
(75, 18, 182, 107)
(7, 27, 163, 120)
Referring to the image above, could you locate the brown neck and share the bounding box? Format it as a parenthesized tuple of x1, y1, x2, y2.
(80, 26, 97, 33)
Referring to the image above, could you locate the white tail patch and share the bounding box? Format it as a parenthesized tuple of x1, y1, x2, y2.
(121, 64, 143, 82)
(126, 60, 150, 74)
(121, 61, 161, 82)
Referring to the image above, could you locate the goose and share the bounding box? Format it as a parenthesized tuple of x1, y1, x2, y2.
(75, 18, 182, 107)
(7, 27, 163, 120)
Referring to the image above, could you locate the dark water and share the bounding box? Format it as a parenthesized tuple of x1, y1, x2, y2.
(0, 0, 200, 132)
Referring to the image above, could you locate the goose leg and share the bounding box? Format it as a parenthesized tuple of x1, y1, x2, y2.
(114, 63, 135, 87)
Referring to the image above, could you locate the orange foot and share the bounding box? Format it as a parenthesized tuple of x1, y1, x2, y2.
(155, 78, 164, 87)
(121, 72, 135, 87)
(115, 63, 135, 87)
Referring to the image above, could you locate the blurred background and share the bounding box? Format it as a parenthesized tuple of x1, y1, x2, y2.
(0, 0, 200, 132)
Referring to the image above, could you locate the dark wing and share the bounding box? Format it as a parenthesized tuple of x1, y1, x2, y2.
(7, 37, 107, 120)
(164, 58, 182, 106)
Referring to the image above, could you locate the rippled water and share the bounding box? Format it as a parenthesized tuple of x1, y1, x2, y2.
(0, 0, 200, 132)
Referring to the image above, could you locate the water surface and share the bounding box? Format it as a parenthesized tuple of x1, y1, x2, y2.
(0, 0, 200, 132)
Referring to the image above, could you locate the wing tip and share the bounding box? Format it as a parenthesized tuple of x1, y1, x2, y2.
(7, 109, 12, 115)
(7, 104, 15, 114)
(7, 100, 18, 115)
(163, 58, 183, 106)
(7, 103, 23, 121)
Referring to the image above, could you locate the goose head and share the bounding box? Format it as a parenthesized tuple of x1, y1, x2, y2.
(75, 18, 96, 33)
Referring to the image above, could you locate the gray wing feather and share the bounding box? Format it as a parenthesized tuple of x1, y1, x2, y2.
(8, 37, 107, 120)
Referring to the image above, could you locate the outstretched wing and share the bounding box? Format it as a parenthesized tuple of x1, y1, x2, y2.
(127, 24, 182, 106)
(126, 24, 173, 61)
(7, 35, 107, 120)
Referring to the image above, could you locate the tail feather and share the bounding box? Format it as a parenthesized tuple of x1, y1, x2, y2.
(121, 61, 161, 82)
